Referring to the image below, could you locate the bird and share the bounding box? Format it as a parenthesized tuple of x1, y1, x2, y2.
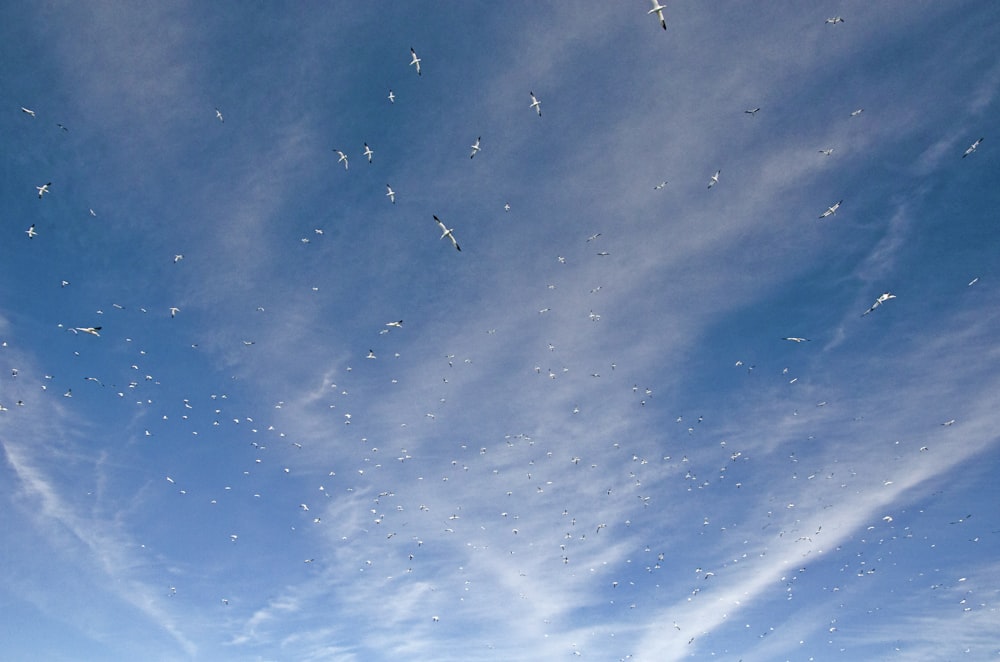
(470, 136, 481, 159)
(409, 47, 422, 76)
(388, 89, 395, 103)
(962, 137, 983, 158)
(851, 108, 864, 117)
(707, 170, 720, 189)
(433, 215, 461, 251)
(818, 148, 834, 156)
(586, 232, 602, 242)
(75, 327, 102, 336)
(529, 91, 542, 116)
(36, 182, 51, 198)
(25, 224, 37, 239)
(654, 181, 668, 190)
(648, 0, 668, 30)
(169, 307, 180, 318)
(819, 200, 843, 218)
(745, 107, 761, 116)
(215, 107, 224, 122)
(386, 320, 403, 328)
(173, 254, 184, 263)
(363, 142, 374, 163)
(21, 107, 36, 117)
(333, 149, 348, 170)
(386, 184, 396, 204)
(825, 16, 844, 24)
(862, 292, 896, 316)
(782, 337, 811, 343)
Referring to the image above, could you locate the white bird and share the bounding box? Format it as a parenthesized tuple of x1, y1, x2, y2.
(25, 224, 37, 239)
(529, 91, 542, 116)
(386, 184, 396, 204)
(819, 200, 843, 218)
(745, 107, 760, 116)
(782, 337, 811, 343)
(654, 181, 667, 190)
(363, 142, 374, 163)
(36, 182, 51, 198)
(169, 307, 180, 318)
(366, 349, 376, 359)
(707, 170, 720, 189)
(215, 107, 224, 122)
(173, 254, 184, 263)
(333, 149, 348, 170)
(862, 292, 896, 316)
(825, 16, 844, 24)
(818, 148, 834, 156)
(75, 326, 102, 336)
(433, 215, 461, 251)
(968, 277, 979, 287)
(388, 89, 395, 103)
(21, 107, 36, 117)
(504, 203, 511, 211)
(962, 137, 983, 158)
(648, 0, 667, 30)
(386, 320, 403, 328)
(470, 136, 481, 159)
(409, 47, 422, 76)
(851, 108, 864, 117)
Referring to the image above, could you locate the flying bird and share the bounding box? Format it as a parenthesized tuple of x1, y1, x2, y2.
(470, 136, 481, 159)
(962, 137, 983, 158)
(25, 224, 37, 238)
(363, 142, 374, 163)
(409, 48, 422, 76)
(707, 170, 720, 189)
(782, 337, 811, 343)
(851, 108, 864, 117)
(745, 107, 761, 116)
(173, 254, 184, 263)
(862, 292, 896, 316)
(388, 89, 395, 103)
(529, 91, 542, 116)
(386, 184, 396, 204)
(825, 16, 844, 24)
(75, 327, 102, 336)
(333, 149, 349, 170)
(433, 215, 461, 251)
(386, 320, 403, 328)
(648, 0, 668, 30)
(21, 107, 36, 117)
(36, 182, 51, 198)
(654, 181, 667, 190)
(818, 148, 834, 156)
(819, 200, 843, 218)
(215, 107, 224, 122)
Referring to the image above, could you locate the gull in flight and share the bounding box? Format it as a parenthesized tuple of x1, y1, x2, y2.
(75, 326, 102, 336)
(745, 107, 761, 116)
(37, 182, 51, 198)
(654, 181, 667, 190)
(386, 184, 396, 204)
(851, 108, 864, 117)
(825, 16, 844, 24)
(782, 337, 811, 343)
(215, 107, 224, 123)
(819, 200, 843, 218)
(169, 307, 180, 318)
(818, 148, 834, 156)
(173, 254, 184, 263)
(470, 136, 481, 159)
(410, 47, 422, 76)
(333, 149, 349, 170)
(25, 224, 37, 238)
(366, 349, 376, 359)
(862, 292, 896, 316)
(388, 89, 395, 103)
(21, 107, 36, 117)
(707, 170, 720, 189)
(648, 0, 667, 30)
(529, 91, 541, 116)
(386, 320, 403, 328)
(962, 137, 983, 158)
(363, 142, 374, 163)
(433, 215, 461, 251)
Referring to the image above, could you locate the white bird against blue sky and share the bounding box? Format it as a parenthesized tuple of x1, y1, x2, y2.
(36, 182, 50, 198)
(648, 0, 668, 30)
(470, 136, 480, 159)
(363, 142, 373, 163)
(432, 215, 461, 251)
(409, 47, 421, 76)
(333, 148, 348, 170)
(529, 91, 541, 116)
(962, 137, 983, 158)
(819, 199, 843, 218)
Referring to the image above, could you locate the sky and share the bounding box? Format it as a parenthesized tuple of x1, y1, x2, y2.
(1, 2, 999, 660)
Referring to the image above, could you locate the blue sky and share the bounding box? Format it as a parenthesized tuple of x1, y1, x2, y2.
(2, 2, 999, 660)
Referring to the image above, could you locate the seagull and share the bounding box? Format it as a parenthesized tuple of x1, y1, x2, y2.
(169, 307, 180, 318)
(215, 107, 224, 122)
(818, 148, 834, 156)
(388, 89, 395, 103)
(25, 224, 37, 238)
(862, 292, 896, 316)
(37, 182, 51, 198)
(409, 47, 422, 76)
(173, 254, 184, 263)
(386, 184, 396, 204)
(21, 106, 36, 117)
(962, 137, 983, 158)
(648, 0, 667, 30)
(504, 203, 511, 211)
(529, 91, 542, 116)
(968, 277, 979, 287)
(745, 107, 761, 116)
(819, 200, 843, 218)
(470, 136, 481, 159)
(851, 108, 864, 117)
(386, 320, 403, 328)
(586, 232, 602, 242)
(433, 215, 461, 251)
(333, 149, 348, 170)
(707, 170, 720, 189)
(782, 337, 811, 343)
(363, 142, 374, 163)
(825, 16, 845, 24)
(654, 181, 667, 190)
(75, 327, 102, 336)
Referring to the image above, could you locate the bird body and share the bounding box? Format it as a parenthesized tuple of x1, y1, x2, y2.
(410, 48, 422, 76)
(363, 143, 374, 163)
(433, 215, 461, 251)
(529, 91, 541, 116)
(21, 107, 36, 117)
(819, 200, 843, 218)
(470, 136, 481, 158)
(648, 0, 667, 29)
(334, 149, 349, 170)
(707, 171, 720, 188)
(862, 292, 896, 316)
(386, 184, 396, 203)
(963, 137, 983, 158)
(37, 182, 51, 198)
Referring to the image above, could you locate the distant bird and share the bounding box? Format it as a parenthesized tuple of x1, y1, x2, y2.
(825, 16, 844, 24)
(363, 142, 374, 163)
(851, 108, 864, 117)
(968, 277, 979, 287)
(366, 349, 377, 359)
(409, 47, 422, 76)
(707, 170, 720, 189)
(586, 232, 602, 242)
(57, 123, 69, 132)
(173, 254, 184, 263)
(386, 184, 396, 204)
(75, 327, 102, 336)
(818, 148, 834, 156)
(504, 203, 511, 211)
(529, 91, 542, 116)
(169, 307, 180, 318)
(333, 149, 349, 170)
(25, 224, 37, 239)
(36, 182, 51, 198)
(470, 136, 481, 159)
(782, 337, 811, 343)
(745, 107, 760, 116)
(21, 106, 37, 117)
(648, 0, 668, 30)
(215, 107, 224, 122)
(962, 137, 983, 158)
(433, 215, 461, 251)
(862, 292, 896, 316)
(819, 200, 843, 218)
(386, 320, 403, 328)
(388, 89, 395, 103)
(654, 181, 667, 190)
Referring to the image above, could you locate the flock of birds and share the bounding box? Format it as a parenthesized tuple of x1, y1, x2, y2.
(3, 5, 993, 660)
